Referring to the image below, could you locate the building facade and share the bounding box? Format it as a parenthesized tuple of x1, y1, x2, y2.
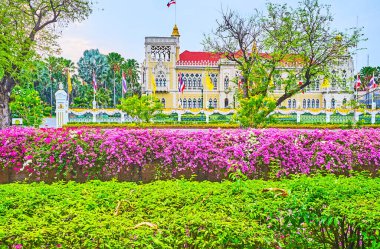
(142, 25, 355, 110)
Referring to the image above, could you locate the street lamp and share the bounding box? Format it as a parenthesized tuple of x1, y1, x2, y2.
(201, 87, 204, 109)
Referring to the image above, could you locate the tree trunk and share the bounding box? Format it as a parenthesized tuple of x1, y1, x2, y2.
(0, 77, 16, 129)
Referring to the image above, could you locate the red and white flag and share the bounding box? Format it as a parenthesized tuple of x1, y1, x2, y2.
(122, 71, 128, 94)
(178, 73, 185, 93)
(167, 0, 176, 7)
(92, 72, 97, 92)
(355, 74, 361, 90)
(368, 73, 377, 89)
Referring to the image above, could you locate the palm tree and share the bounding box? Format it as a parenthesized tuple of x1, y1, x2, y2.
(106, 52, 124, 107)
(122, 59, 140, 97)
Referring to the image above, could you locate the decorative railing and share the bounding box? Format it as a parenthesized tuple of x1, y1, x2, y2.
(176, 60, 219, 67)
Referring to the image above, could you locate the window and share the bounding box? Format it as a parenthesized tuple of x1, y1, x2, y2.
(324, 99, 326, 108)
(214, 98, 218, 108)
(198, 98, 202, 108)
(224, 76, 229, 90)
(315, 79, 320, 91)
(316, 99, 320, 108)
(208, 98, 212, 108)
(179, 98, 182, 108)
(343, 98, 347, 105)
(156, 71, 167, 87)
(193, 98, 197, 108)
(161, 98, 166, 108)
(331, 98, 336, 109)
(179, 73, 202, 90)
(307, 99, 311, 108)
(303, 99, 306, 109)
(312, 99, 315, 108)
(225, 98, 229, 108)
(209, 73, 218, 90)
(292, 99, 296, 109)
(151, 45, 171, 61)
(183, 99, 187, 108)
(288, 100, 292, 108)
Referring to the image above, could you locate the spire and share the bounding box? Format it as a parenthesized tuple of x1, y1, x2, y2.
(171, 24, 180, 38)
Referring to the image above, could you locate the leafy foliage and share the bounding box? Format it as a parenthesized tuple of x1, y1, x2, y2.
(0, 176, 379, 248)
(117, 95, 163, 123)
(9, 86, 51, 127)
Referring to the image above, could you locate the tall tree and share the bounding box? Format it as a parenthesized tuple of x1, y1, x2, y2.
(204, 0, 362, 127)
(122, 59, 141, 97)
(78, 49, 110, 88)
(106, 52, 124, 106)
(0, 0, 93, 128)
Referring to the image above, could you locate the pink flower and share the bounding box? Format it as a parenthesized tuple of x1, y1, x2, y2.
(13, 244, 23, 249)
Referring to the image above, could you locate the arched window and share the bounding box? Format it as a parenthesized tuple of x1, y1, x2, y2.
(303, 99, 306, 109)
(214, 98, 218, 108)
(343, 98, 347, 105)
(225, 98, 229, 108)
(198, 98, 202, 108)
(210, 73, 218, 90)
(312, 99, 315, 108)
(316, 99, 320, 108)
(156, 71, 167, 87)
(179, 98, 182, 108)
(193, 98, 197, 108)
(224, 76, 229, 90)
(324, 99, 326, 108)
(315, 79, 320, 91)
(161, 98, 166, 108)
(183, 99, 187, 108)
(292, 99, 296, 109)
(331, 98, 336, 109)
(208, 98, 212, 108)
(307, 99, 311, 108)
(288, 100, 292, 108)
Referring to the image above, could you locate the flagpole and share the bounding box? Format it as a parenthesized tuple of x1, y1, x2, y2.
(175, 0, 177, 24)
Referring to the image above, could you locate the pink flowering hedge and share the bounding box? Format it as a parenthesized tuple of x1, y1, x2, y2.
(0, 127, 379, 182)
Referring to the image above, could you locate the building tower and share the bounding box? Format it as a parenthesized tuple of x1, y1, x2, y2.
(142, 25, 180, 108)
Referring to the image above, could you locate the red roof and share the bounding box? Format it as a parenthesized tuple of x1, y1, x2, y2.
(178, 50, 304, 64)
(178, 50, 222, 63)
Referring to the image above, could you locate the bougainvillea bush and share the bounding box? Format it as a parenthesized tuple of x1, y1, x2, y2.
(0, 127, 379, 182)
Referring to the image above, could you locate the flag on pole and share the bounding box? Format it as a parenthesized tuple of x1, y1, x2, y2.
(355, 74, 361, 90)
(205, 74, 214, 91)
(368, 73, 377, 89)
(167, 0, 176, 7)
(92, 72, 97, 92)
(178, 73, 185, 93)
(122, 71, 128, 94)
(321, 78, 330, 89)
(67, 71, 72, 94)
(151, 74, 157, 95)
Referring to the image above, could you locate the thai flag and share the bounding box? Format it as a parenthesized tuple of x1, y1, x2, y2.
(92, 72, 97, 92)
(167, 0, 176, 7)
(368, 74, 377, 89)
(122, 71, 128, 94)
(178, 73, 185, 93)
(355, 74, 361, 90)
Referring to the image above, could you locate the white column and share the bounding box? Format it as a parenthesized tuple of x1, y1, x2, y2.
(326, 112, 332, 123)
(55, 83, 68, 128)
(371, 112, 376, 124)
(92, 112, 97, 123)
(354, 112, 360, 122)
(296, 111, 302, 123)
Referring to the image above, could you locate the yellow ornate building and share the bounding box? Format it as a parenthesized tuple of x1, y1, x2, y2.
(142, 25, 355, 110)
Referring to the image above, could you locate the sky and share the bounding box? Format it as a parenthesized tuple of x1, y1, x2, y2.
(58, 0, 380, 71)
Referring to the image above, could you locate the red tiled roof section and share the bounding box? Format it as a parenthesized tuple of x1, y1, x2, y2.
(178, 50, 222, 63)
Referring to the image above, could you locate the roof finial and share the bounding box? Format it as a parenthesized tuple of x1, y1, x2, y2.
(172, 24, 180, 37)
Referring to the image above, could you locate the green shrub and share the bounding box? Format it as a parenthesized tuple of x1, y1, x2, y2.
(0, 175, 379, 248)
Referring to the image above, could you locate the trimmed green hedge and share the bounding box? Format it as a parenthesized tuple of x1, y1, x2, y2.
(64, 122, 380, 130)
(0, 175, 379, 248)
